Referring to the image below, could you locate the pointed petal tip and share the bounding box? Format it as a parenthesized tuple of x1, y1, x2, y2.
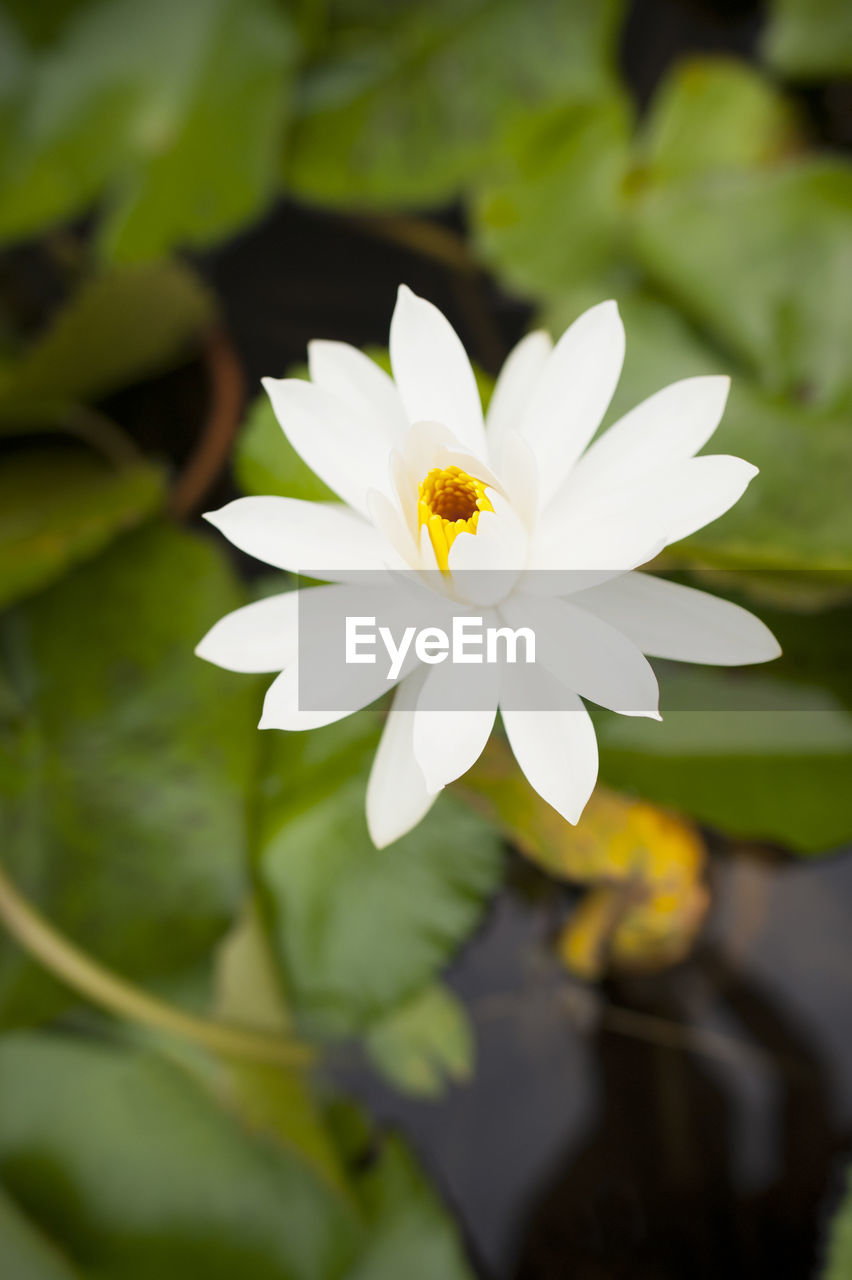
(689, 371, 731, 406)
(393, 282, 426, 319)
(757, 633, 783, 663)
(588, 298, 622, 328)
(394, 283, 420, 314)
(257, 685, 279, 731)
(559, 799, 585, 826)
(368, 818, 421, 850)
(366, 809, 407, 850)
(705, 373, 732, 415)
(305, 336, 344, 367)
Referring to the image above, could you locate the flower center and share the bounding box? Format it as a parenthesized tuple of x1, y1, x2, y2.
(417, 465, 493, 572)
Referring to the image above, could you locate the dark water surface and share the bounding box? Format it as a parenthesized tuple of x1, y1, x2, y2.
(332, 850, 852, 1279)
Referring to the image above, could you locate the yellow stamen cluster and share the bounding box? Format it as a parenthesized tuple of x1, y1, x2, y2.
(417, 465, 493, 573)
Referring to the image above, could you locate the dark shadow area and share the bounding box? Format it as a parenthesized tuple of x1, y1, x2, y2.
(328, 849, 852, 1279)
(513, 949, 845, 1279)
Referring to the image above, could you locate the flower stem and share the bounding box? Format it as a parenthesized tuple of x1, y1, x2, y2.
(0, 861, 313, 1069)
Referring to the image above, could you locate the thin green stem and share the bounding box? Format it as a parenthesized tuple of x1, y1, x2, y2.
(0, 861, 313, 1069)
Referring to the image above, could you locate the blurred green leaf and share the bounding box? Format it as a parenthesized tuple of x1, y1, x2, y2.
(472, 95, 632, 299)
(0, 0, 295, 260)
(625, 61, 850, 405)
(631, 159, 852, 406)
(235, 394, 337, 502)
(0, 1, 83, 48)
(762, 0, 852, 79)
(0, 447, 164, 610)
(0, 523, 255, 1024)
(0, 1031, 363, 1280)
(597, 658, 852, 853)
(364, 982, 473, 1098)
(213, 911, 478, 1272)
(481, 57, 852, 412)
(256, 713, 503, 1037)
(343, 1131, 475, 1280)
(212, 904, 350, 1195)
(470, 58, 809, 305)
(0, 1185, 80, 1280)
(0, 261, 215, 409)
(636, 58, 802, 184)
(0, 10, 28, 158)
(824, 1165, 852, 1279)
(0, 1030, 476, 1279)
(681, 382, 852, 573)
(288, 0, 622, 208)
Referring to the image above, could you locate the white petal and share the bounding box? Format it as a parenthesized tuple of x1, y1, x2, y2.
(412, 661, 499, 792)
(519, 568, 626, 597)
(500, 666, 599, 824)
(501, 594, 660, 717)
(399, 420, 503, 495)
(495, 430, 539, 530)
(195, 591, 298, 673)
(567, 375, 730, 497)
(257, 582, 424, 729)
(529, 497, 667, 575)
(518, 300, 625, 507)
(204, 496, 403, 577)
(486, 330, 553, 462)
(643, 455, 758, 544)
(307, 340, 408, 436)
(530, 454, 757, 571)
(261, 377, 394, 514)
(367, 488, 420, 567)
(390, 285, 486, 456)
(571, 572, 782, 665)
(258, 660, 395, 731)
(447, 492, 528, 604)
(366, 670, 437, 848)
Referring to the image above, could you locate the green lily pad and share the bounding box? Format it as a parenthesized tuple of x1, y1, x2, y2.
(0, 0, 295, 260)
(0, 447, 165, 610)
(762, 0, 852, 79)
(0, 523, 256, 1024)
(365, 982, 474, 1097)
(288, 0, 623, 208)
(256, 713, 503, 1037)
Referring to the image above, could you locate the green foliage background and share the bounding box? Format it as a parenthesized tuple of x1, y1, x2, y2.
(0, 0, 851, 1274)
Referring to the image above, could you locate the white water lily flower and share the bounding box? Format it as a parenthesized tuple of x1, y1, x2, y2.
(197, 286, 780, 847)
